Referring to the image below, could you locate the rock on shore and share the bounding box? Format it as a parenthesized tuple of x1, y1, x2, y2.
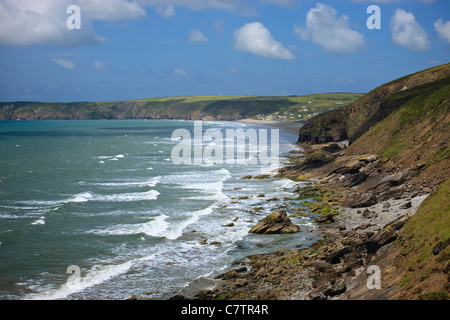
(194, 193, 428, 301)
(249, 210, 300, 234)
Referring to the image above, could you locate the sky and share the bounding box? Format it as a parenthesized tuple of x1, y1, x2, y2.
(0, 0, 449, 102)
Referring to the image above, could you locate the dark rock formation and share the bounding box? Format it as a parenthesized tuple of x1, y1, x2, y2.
(249, 210, 300, 234)
(315, 213, 335, 224)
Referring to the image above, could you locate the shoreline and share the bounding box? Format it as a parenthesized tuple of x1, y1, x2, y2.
(169, 138, 433, 301)
(189, 188, 428, 300)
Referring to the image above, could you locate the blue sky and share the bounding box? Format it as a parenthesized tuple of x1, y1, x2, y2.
(0, 0, 449, 102)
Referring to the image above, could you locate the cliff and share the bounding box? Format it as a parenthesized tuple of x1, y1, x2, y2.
(0, 94, 361, 121)
(290, 63, 449, 299)
(297, 63, 450, 144)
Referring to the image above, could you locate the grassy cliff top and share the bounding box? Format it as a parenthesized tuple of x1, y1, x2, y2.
(0, 93, 362, 121)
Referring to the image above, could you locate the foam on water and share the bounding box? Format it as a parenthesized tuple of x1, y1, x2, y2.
(90, 176, 160, 188)
(164, 206, 214, 240)
(87, 214, 169, 238)
(97, 154, 125, 160)
(172, 168, 231, 202)
(86, 205, 215, 241)
(69, 192, 94, 203)
(0, 120, 310, 300)
(273, 178, 298, 190)
(24, 261, 133, 300)
(98, 189, 160, 202)
(30, 217, 45, 225)
(22, 189, 160, 207)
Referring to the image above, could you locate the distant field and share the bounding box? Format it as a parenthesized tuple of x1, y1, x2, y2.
(0, 93, 363, 121)
(134, 95, 253, 103)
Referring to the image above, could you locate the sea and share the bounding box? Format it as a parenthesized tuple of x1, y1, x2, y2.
(0, 120, 319, 300)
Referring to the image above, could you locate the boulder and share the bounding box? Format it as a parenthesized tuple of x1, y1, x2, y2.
(235, 278, 248, 287)
(257, 290, 277, 300)
(223, 223, 234, 227)
(343, 192, 377, 208)
(399, 201, 412, 209)
(249, 210, 300, 234)
(359, 170, 409, 193)
(323, 279, 347, 297)
(321, 143, 342, 153)
(341, 172, 368, 188)
(253, 174, 270, 179)
(340, 160, 364, 174)
(315, 213, 335, 224)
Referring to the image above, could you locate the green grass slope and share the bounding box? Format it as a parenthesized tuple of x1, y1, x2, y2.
(298, 63, 450, 144)
(336, 66, 449, 300)
(393, 178, 450, 299)
(347, 74, 450, 189)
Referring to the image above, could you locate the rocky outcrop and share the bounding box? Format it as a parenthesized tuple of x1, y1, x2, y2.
(195, 201, 423, 301)
(315, 213, 335, 224)
(249, 210, 300, 234)
(298, 63, 450, 144)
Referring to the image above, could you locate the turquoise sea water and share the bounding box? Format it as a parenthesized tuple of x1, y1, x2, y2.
(0, 120, 318, 300)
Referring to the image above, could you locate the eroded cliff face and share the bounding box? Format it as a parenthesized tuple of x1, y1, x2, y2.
(289, 64, 449, 300)
(297, 63, 450, 145)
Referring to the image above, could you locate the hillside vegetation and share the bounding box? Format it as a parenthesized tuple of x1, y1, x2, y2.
(0, 93, 361, 121)
(394, 178, 450, 299)
(349, 72, 450, 299)
(347, 73, 450, 190)
(290, 63, 449, 299)
(298, 63, 450, 144)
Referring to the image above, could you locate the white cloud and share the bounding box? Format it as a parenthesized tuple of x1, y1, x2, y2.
(390, 9, 430, 51)
(155, 4, 176, 18)
(52, 58, 76, 70)
(188, 29, 208, 42)
(78, 0, 146, 20)
(0, 0, 109, 46)
(0, 0, 250, 47)
(172, 68, 189, 76)
(233, 22, 295, 60)
(295, 3, 365, 54)
(434, 19, 450, 44)
(92, 60, 109, 71)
